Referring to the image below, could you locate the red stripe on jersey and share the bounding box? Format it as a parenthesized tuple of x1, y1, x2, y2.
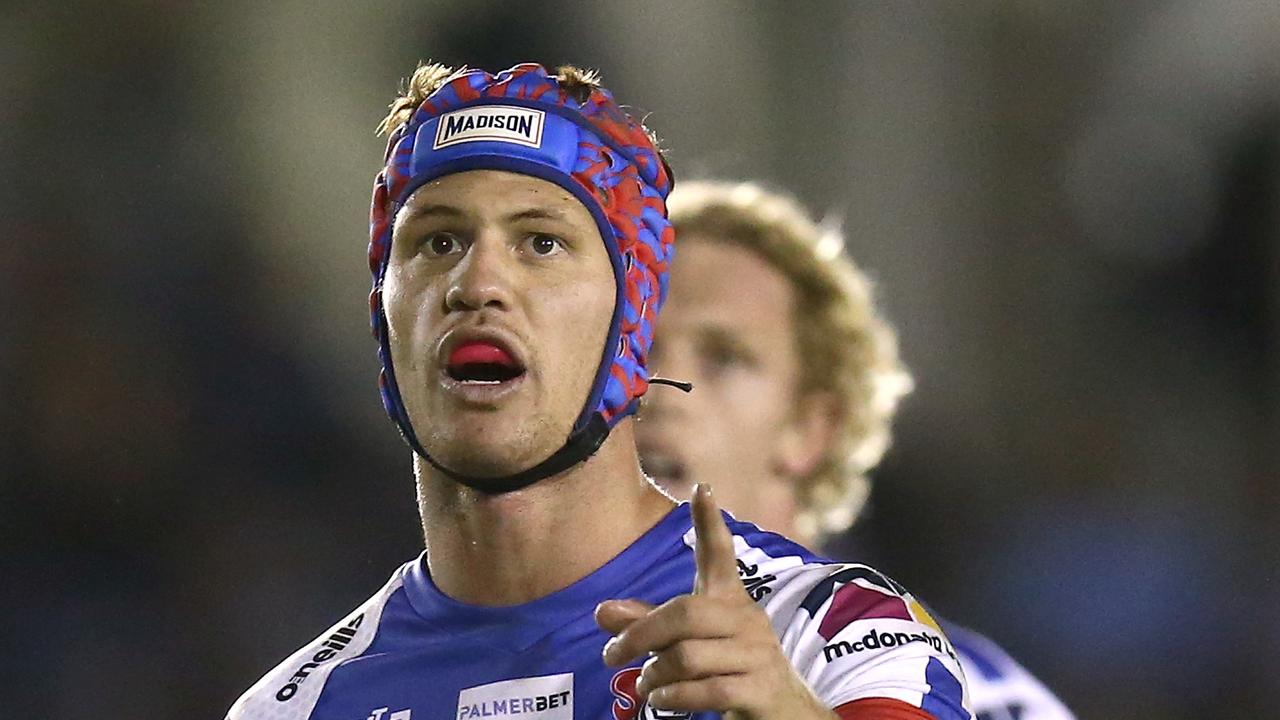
(834, 697, 937, 719)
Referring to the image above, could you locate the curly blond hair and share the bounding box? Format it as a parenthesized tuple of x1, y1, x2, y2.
(667, 181, 913, 539)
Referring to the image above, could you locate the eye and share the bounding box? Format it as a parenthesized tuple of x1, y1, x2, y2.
(424, 232, 463, 257)
(525, 233, 564, 256)
(700, 336, 757, 375)
(708, 345, 743, 368)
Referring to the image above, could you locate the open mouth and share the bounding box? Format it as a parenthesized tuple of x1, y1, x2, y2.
(446, 341, 526, 384)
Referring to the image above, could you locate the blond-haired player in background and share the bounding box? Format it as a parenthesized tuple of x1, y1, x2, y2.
(638, 180, 1074, 720)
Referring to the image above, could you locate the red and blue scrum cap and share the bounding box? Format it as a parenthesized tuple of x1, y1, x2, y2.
(368, 63, 676, 491)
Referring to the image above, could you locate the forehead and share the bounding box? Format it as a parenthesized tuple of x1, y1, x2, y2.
(662, 236, 796, 338)
(398, 169, 595, 226)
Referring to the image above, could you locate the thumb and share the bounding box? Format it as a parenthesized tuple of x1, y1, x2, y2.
(692, 484, 741, 596)
(595, 598, 655, 635)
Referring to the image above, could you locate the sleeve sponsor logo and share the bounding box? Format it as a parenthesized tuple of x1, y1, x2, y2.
(276, 612, 364, 702)
(432, 106, 546, 150)
(736, 559, 776, 601)
(456, 673, 573, 720)
(822, 628, 954, 663)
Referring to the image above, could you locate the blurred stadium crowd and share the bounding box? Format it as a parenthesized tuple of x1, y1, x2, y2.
(2, 2, 1277, 718)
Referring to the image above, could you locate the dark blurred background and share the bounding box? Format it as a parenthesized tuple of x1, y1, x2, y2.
(2, 2, 1277, 718)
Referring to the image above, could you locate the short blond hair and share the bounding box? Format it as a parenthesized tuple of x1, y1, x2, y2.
(667, 181, 913, 538)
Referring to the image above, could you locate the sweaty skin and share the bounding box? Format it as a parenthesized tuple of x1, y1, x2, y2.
(382, 169, 673, 606)
(385, 170, 616, 479)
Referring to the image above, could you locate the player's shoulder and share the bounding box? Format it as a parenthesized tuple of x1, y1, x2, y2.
(684, 513, 971, 719)
(223, 559, 412, 720)
(944, 624, 1075, 720)
(697, 512, 931, 626)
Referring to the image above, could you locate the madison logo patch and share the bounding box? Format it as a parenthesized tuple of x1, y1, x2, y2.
(433, 106, 546, 150)
(456, 673, 573, 720)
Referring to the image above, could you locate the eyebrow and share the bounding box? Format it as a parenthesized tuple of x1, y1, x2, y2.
(398, 204, 569, 224)
(399, 204, 464, 222)
(394, 203, 565, 220)
(503, 207, 567, 223)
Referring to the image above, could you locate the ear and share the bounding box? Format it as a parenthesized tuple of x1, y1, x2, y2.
(775, 391, 842, 480)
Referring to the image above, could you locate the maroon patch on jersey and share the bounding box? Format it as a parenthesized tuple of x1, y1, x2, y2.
(818, 582, 912, 640)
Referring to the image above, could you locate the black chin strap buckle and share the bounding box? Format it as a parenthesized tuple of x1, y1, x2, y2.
(649, 377, 693, 393)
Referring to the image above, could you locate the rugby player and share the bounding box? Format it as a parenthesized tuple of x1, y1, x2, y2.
(638, 180, 1074, 720)
(226, 64, 969, 720)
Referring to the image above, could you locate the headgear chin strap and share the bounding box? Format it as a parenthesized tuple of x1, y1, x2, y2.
(368, 63, 675, 493)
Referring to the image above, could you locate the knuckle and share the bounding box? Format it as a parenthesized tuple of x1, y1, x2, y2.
(705, 676, 736, 708)
(666, 596, 694, 625)
(744, 608, 773, 633)
(757, 642, 789, 672)
(666, 642, 695, 674)
(649, 685, 678, 710)
(625, 617, 658, 646)
(615, 630, 644, 657)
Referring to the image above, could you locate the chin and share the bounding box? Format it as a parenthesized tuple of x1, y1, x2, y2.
(420, 427, 557, 480)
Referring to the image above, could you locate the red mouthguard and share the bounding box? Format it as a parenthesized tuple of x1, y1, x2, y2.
(448, 342, 516, 367)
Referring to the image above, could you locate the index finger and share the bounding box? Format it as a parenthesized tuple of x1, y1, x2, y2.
(691, 484, 741, 596)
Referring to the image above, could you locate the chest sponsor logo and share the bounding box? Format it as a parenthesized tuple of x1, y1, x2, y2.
(433, 106, 545, 150)
(609, 668, 691, 720)
(456, 673, 572, 720)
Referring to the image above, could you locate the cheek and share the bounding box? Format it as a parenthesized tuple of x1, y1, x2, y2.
(679, 374, 789, 508)
(383, 266, 438, 365)
(548, 271, 616, 368)
(715, 372, 794, 451)
(384, 279, 409, 339)
(382, 264, 409, 325)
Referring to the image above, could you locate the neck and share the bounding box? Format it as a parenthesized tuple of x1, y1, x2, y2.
(415, 419, 676, 606)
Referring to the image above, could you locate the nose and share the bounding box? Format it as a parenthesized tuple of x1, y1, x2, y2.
(444, 233, 514, 313)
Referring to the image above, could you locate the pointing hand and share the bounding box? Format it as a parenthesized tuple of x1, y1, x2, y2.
(595, 485, 835, 719)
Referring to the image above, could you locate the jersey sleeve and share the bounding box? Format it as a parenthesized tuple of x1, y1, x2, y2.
(224, 566, 407, 720)
(759, 562, 971, 720)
